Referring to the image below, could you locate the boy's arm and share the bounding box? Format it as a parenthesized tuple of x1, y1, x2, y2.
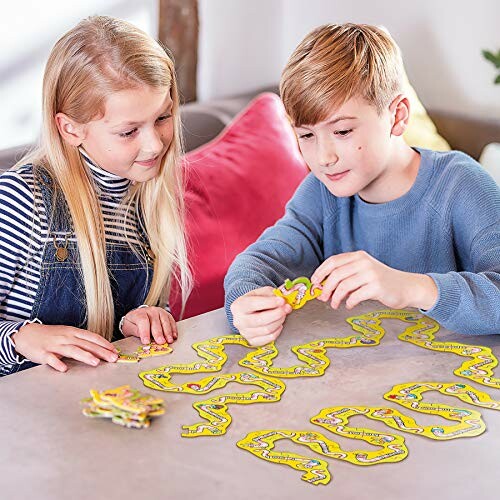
(224, 174, 324, 329)
(224, 174, 326, 330)
(424, 220, 500, 335)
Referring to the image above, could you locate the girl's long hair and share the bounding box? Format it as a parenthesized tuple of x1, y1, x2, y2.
(17, 16, 192, 340)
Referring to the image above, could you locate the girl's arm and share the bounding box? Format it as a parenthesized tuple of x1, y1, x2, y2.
(0, 171, 42, 367)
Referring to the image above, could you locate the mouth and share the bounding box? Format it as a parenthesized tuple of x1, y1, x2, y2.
(135, 155, 160, 168)
(325, 170, 349, 182)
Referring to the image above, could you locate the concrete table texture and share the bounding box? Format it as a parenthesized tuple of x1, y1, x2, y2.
(1, 300, 499, 500)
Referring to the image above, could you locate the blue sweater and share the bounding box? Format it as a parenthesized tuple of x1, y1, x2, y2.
(224, 148, 500, 335)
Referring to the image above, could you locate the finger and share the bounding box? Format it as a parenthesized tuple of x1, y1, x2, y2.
(72, 338, 119, 363)
(246, 326, 283, 347)
(55, 344, 101, 367)
(168, 313, 178, 339)
(243, 306, 289, 329)
(311, 252, 359, 284)
(319, 263, 359, 302)
(45, 353, 68, 372)
(243, 318, 286, 339)
(240, 294, 286, 314)
(161, 312, 177, 342)
(345, 285, 374, 310)
(330, 275, 366, 309)
(132, 316, 151, 344)
(74, 329, 118, 353)
(149, 311, 167, 345)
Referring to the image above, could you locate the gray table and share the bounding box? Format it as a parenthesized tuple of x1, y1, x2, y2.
(1, 300, 499, 499)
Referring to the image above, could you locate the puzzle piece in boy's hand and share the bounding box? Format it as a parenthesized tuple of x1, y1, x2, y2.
(274, 277, 323, 310)
(117, 342, 173, 363)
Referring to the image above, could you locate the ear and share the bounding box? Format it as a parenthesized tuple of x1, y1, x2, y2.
(388, 94, 410, 137)
(55, 113, 86, 147)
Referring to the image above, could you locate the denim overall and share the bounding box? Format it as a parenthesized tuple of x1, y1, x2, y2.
(10, 166, 153, 374)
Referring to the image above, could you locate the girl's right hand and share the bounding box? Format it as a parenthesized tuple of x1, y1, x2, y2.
(230, 287, 292, 346)
(11, 323, 119, 372)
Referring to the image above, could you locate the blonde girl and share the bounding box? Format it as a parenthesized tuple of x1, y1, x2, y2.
(0, 15, 191, 375)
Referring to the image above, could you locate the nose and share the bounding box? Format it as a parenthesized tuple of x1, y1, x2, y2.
(317, 138, 338, 168)
(141, 127, 165, 156)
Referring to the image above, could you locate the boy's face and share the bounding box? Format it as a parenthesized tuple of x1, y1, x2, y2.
(79, 85, 174, 183)
(293, 96, 398, 201)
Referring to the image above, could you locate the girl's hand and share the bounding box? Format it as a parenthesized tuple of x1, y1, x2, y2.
(311, 251, 438, 311)
(230, 287, 293, 346)
(121, 306, 178, 345)
(11, 323, 119, 373)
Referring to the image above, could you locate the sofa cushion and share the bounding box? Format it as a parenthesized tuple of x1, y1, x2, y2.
(170, 92, 308, 319)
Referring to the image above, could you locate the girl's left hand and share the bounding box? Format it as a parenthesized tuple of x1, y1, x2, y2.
(121, 306, 178, 345)
(311, 251, 438, 311)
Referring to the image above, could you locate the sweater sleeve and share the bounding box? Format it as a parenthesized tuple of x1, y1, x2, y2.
(424, 222, 500, 334)
(423, 165, 500, 335)
(224, 174, 327, 331)
(0, 171, 42, 367)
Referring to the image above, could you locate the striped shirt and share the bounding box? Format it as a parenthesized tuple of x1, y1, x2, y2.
(0, 152, 148, 370)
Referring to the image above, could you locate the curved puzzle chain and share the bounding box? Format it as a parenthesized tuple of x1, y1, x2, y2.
(239, 380, 498, 485)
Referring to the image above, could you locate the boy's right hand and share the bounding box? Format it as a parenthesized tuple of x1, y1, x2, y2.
(11, 323, 119, 373)
(230, 287, 292, 346)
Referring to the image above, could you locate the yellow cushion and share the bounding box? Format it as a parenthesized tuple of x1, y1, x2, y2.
(402, 72, 451, 151)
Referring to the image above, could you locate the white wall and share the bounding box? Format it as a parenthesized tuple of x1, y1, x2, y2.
(197, 0, 285, 101)
(0, 0, 158, 150)
(1, 0, 498, 151)
(279, 0, 500, 120)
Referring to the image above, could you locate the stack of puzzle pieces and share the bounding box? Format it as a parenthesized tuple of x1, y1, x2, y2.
(82, 385, 165, 429)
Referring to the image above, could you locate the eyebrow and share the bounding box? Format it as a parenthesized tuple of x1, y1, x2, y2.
(110, 102, 173, 129)
(295, 115, 358, 128)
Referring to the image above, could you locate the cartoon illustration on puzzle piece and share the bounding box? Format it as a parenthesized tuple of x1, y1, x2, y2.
(274, 276, 324, 309)
(117, 342, 173, 363)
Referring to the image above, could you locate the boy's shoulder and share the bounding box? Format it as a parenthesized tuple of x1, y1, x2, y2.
(425, 148, 495, 187)
(421, 148, 499, 218)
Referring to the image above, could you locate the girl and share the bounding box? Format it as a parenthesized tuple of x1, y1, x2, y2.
(0, 16, 191, 376)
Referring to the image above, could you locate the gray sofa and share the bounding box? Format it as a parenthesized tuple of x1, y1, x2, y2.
(1, 86, 499, 171)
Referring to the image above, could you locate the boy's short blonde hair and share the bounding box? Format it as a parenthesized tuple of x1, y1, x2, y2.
(280, 23, 405, 126)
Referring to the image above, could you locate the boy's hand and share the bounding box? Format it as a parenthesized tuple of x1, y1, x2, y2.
(121, 306, 178, 345)
(230, 287, 293, 346)
(311, 251, 438, 311)
(11, 323, 119, 373)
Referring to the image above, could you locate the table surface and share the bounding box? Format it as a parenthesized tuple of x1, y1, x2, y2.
(1, 300, 499, 500)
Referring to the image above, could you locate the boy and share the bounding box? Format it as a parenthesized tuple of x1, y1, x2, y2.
(224, 24, 500, 346)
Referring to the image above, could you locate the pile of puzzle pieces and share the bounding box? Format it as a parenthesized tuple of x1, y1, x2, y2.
(82, 385, 165, 429)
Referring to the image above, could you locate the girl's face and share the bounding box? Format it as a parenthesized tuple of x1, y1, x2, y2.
(80, 85, 174, 183)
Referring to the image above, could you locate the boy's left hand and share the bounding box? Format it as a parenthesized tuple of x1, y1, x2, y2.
(121, 307, 178, 345)
(311, 251, 438, 311)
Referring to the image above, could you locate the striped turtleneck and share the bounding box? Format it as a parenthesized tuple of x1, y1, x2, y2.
(0, 152, 146, 371)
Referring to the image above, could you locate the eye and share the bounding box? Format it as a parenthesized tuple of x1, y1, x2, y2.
(298, 132, 313, 140)
(334, 129, 352, 137)
(119, 128, 138, 138)
(157, 113, 172, 123)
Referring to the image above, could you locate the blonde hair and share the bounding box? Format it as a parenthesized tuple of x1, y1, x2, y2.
(18, 15, 192, 340)
(280, 23, 405, 126)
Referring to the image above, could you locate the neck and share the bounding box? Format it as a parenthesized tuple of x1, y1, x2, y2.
(358, 140, 420, 204)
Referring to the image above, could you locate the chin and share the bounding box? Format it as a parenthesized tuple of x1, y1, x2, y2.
(132, 167, 161, 183)
(325, 185, 357, 198)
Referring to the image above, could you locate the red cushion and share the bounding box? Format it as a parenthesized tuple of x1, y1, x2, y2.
(169, 93, 308, 319)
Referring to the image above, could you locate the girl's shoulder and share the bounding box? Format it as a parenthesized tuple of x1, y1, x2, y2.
(0, 164, 41, 210)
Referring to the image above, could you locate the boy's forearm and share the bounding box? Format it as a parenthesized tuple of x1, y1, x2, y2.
(423, 271, 500, 335)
